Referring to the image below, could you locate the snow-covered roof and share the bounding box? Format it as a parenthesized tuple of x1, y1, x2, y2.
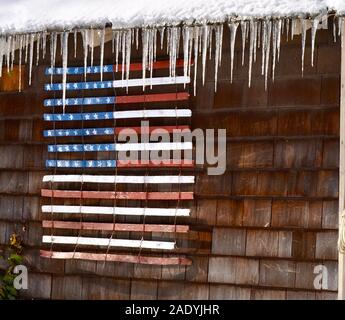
(0, 0, 344, 34)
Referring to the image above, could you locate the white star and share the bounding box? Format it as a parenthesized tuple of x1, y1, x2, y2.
(93, 114, 98, 119)
(69, 114, 73, 120)
(47, 131, 52, 136)
(85, 114, 90, 120)
(73, 83, 78, 89)
(106, 97, 111, 103)
(104, 113, 109, 119)
(46, 100, 52, 106)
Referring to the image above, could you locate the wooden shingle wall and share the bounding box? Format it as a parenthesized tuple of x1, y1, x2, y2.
(0, 21, 340, 299)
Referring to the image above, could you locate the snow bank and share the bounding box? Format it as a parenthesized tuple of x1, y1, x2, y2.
(0, 0, 344, 34)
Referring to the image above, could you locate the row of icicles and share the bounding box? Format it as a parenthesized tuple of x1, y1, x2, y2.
(0, 16, 344, 110)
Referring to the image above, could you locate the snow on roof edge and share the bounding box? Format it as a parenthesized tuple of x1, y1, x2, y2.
(0, 0, 344, 36)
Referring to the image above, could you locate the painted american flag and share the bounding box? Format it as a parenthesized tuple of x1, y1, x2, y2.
(40, 59, 194, 266)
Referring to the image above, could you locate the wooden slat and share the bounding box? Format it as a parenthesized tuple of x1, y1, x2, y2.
(45, 59, 186, 75)
(48, 141, 192, 152)
(44, 125, 191, 138)
(41, 205, 190, 216)
(42, 174, 195, 184)
(44, 92, 189, 107)
(41, 189, 194, 200)
(115, 125, 191, 135)
(45, 76, 190, 91)
(42, 220, 189, 233)
(117, 159, 194, 168)
(40, 250, 192, 265)
(42, 235, 175, 250)
(43, 109, 192, 121)
(45, 159, 195, 168)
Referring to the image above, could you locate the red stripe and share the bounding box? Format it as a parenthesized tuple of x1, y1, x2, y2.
(41, 189, 194, 200)
(113, 59, 185, 72)
(116, 92, 189, 104)
(115, 125, 191, 135)
(117, 159, 194, 168)
(42, 220, 189, 233)
(40, 250, 192, 265)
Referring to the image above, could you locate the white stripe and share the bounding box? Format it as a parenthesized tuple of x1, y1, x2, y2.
(42, 236, 175, 250)
(112, 76, 190, 88)
(41, 205, 190, 216)
(52, 142, 192, 152)
(113, 109, 191, 119)
(42, 175, 195, 184)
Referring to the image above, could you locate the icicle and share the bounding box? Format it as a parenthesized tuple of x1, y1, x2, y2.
(111, 30, 115, 53)
(115, 31, 120, 72)
(193, 26, 200, 95)
(36, 33, 40, 66)
(142, 28, 149, 90)
(0, 37, 4, 77)
(153, 28, 157, 63)
(99, 28, 105, 81)
(338, 17, 343, 37)
(11, 35, 16, 70)
(74, 30, 77, 58)
(276, 19, 282, 62)
(248, 20, 255, 87)
(261, 21, 266, 76)
(311, 17, 319, 67)
(24, 34, 29, 64)
(136, 28, 139, 50)
(301, 19, 307, 76)
(159, 27, 165, 50)
(6, 35, 11, 73)
(125, 30, 132, 90)
(168, 27, 180, 78)
(264, 19, 272, 90)
(214, 25, 223, 91)
(183, 26, 190, 82)
(90, 29, 94, 67)
(121, 30, 126, 84)
(81, 30, 89, 79)
(333, 17, 337, 42)
(42, 31, 47, 59)
(271, 20, 278, 82)
(208, 26, 213, 60)
(253, 21, 258, 63)
(60, 32, 63, 56)
(28, 34, 35, 85)
(286, 18, 290, 41)
(50, 32, 57, 83)
(201, 25, 209, 85)
(148, 29, 155, 88)
(187, 27, 193, 77)
(241, 21, 247, 66)
(229, 22, 239, 83)
(18, 36, 23, 92)
(62, 32, 69, 113)
(257, 20, 261, 49)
